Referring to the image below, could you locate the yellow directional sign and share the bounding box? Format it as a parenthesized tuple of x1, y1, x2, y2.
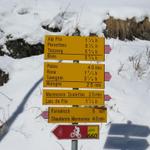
(44, 35, 105, 61)
(48, 107, 107, 123)
(43, 62, 104, 89)
(43, 90, 104, 106)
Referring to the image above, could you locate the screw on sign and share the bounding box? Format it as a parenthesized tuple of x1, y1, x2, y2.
(52, 125, 99, 139)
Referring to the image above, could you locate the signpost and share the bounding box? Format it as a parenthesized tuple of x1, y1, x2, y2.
(48, 107, 107, 123)
(52, 125, 99, 139)
(43, 62, 104, 89)
(44, 35, 105, 61)
(43, 90, 104, 106)
(42, 35, 112, 150)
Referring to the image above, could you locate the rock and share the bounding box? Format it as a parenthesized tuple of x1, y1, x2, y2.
(0, 45, 4, 56)
(42, 25, 61, 32)
(89, 33, 98, 36)
(72, 28, 81, 36)
(0, 69, 9, 86)
(65, 28, 81, 36)
(104, 17, 150, 41)
(0, 123, 8, 135)
(5, 39, 44, 58)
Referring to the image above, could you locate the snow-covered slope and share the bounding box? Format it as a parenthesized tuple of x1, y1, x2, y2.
(0, 0, 150, 43)
(0, 0, 150, 150)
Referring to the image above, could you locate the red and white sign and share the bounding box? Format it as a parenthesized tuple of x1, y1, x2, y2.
(52, 125, 99, 140)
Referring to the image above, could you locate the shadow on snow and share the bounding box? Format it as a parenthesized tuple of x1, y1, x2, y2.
(104, 121, 150, 150)
(0, 77, 43, 141)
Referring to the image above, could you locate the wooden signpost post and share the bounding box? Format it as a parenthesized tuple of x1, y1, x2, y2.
(42, 35, 111, 150)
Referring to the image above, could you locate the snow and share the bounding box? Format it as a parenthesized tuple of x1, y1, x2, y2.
(0, 0, 150, 150)
(0, 0, 150, 43)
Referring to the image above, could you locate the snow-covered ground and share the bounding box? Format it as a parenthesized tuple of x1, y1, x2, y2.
(0, 0, 150, 150)
(0, 0, 150, 44)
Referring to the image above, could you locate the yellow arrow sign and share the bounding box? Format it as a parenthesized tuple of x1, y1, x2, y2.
(44, 35, 105, 61)
(43, 62, 104, 89)
(48, 107, 107, 123)
(43, 90, 104, 106)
